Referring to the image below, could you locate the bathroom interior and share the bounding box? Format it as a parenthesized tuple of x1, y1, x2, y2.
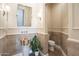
(0, 3, 79, 56)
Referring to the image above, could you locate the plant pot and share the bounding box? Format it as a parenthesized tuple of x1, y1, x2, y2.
(35, 51, 39, 56)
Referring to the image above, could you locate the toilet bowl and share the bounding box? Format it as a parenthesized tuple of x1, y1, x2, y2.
(48, 40, 66, 56)
(48, 40, 55, 51)
(48, 40, 55, 46)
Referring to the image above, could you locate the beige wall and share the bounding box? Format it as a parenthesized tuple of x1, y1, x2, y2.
(46, 4, 69, 33)
(0, 3, 47, 38)
(68, 4, 79, 40)
(6, 3, 45, 28)
(37, 33, 49, 54)
(45, 3, 79, 40)
(0, 3, 46, 35)
(7, 4, 17, 28)
(0, 4, 8, 39)
(9, 3, 46, 33)
(22, 4, 44, 27)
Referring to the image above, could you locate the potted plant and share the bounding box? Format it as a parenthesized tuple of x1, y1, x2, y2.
(30, 35, 42, 56)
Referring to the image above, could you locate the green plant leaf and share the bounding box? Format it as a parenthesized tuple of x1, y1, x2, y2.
(30, 35, 42, 53)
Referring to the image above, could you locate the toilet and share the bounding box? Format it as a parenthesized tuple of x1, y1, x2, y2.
(48, 40, 55, 52)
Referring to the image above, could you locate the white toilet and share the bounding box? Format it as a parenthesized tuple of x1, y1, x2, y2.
(48, 40, 55, 52)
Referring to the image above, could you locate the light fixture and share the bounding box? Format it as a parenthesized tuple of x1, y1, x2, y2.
(37, 7, 42, 21)
(5, 5, 10, 12)
(0, 4, 10, 16)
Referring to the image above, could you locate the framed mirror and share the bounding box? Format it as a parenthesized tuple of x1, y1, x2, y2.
(17, 4, 32, 27)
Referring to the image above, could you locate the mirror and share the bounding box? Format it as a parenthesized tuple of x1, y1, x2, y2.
(17, 4, 32, 27)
